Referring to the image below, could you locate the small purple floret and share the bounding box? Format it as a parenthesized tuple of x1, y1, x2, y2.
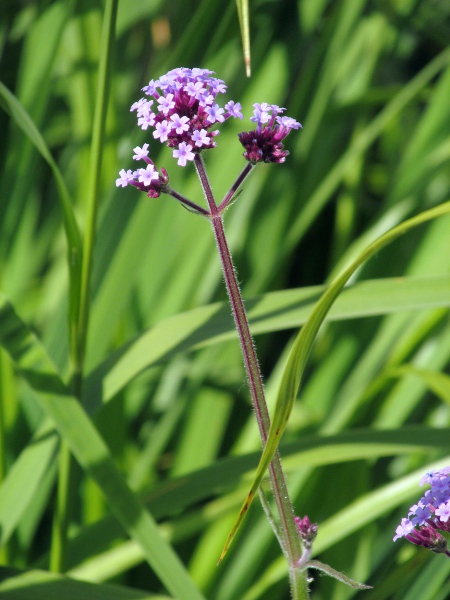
(132, 144, 150, 161)
(173, 142, 195, 167)
(238, 103, 302, 164)
(116, 169, 135, 188)
(117, 67, 303, 200)
(129, 67, 243, 165)
(394, 467, 450, 557)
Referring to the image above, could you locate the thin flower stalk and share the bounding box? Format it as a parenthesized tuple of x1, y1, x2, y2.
(194, 154, 304, 572)
(116, 67, 311, 598)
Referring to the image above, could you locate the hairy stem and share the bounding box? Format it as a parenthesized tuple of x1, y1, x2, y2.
(167, 187, 210, 215)
(218, 162, 254, 212)
(194, 155, 306, 595)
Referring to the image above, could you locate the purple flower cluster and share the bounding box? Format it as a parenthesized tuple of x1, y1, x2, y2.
(394, 467, 450, 557)
(116, 143, 169, 198)
(238, 103, 302, 164)
(116, 67, 302, 199)
(116, 67, 243, 196)
(133, 67, 242, 162)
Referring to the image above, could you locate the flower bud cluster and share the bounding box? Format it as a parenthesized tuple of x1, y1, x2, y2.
(238, 103, 302, 164)
(394, 467, 450, 557)
(295, 515, 318, 549)
(116, 67, 302, 198)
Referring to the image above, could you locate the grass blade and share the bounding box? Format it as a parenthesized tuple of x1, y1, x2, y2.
(235, 0, 251, 76)
(84, 274, 450, 409)
(218, 200, 450, 561)
(0, 567, 171, 600)
(0, 293, 205, 600)
(0, 82, 82, 363)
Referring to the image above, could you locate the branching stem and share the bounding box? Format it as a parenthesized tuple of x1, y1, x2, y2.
(194, 154, 307, 598)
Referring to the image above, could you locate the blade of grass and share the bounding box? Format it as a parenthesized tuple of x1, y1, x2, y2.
(0, 81, 82, 363)
(0, 293, 206, 600)
(287, 46, 450, 250)
(0, 566, 171, 600)
(218, 200, 450, 561)
(57, 426, 450, 576)
(0, 420, 59, 547)
(388, 365, 450, 407)
(242, 456, 450, 600)
(49, 0, 119, 572)
(83, 274, 450, 410)
(76, 0, 118, 376)
(235, 0, 251, 76)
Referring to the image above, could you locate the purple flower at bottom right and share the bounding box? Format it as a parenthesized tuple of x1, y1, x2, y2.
(394, 467, 450, 557)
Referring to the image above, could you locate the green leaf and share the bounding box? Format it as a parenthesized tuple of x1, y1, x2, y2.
(289, 45, 450, 248)
(0, 420, 59, 547)
(76, 0, 118, 372)
(218, 200, 450, 562)
(0, 82, 82, 362)
(389, 365, 450, 406)
(83, 274, 450, 410)
(0, 567, 171, 600)
(60, 426, 449, 576)
(242, 456, 450, 600)
(236, 0, 251, 76)
(0, 293, 205, 600)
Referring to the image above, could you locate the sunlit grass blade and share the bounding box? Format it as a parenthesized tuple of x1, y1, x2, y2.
(218, 200, 450, 562)
(235, 0, 251, 76)
(388, 365, 450, 407)
(241, 456, 450, 600)
(34, 427, 450, 578)
(76, 0, 118, 375)
(0, 81, 82, 363)
(84, 274, 450, 408)
(288, 46, 450, 249)
(0, 421, 58, 547)
(0, 293, 206, 600)
(0, 567, 171, 600)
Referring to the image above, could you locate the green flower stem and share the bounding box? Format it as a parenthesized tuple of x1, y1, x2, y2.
(76, 0, 118, 376)
(194, 155, 306, 596)
(291, 569, 310, 600)
(50, 0, 118, 575)
(49, 441, 73, 572)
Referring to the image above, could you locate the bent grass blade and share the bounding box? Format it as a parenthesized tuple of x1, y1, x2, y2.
(218, 200, 450, 563)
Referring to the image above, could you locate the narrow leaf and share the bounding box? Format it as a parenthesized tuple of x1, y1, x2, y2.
(0, 566, 170, 599)
(0, 82, 82, 360)
(236, 0, 251, 76)
(390, 365, 450, 406)
(0, 421, 59, 547)
(219, 200, 450, 561)
(84, 274, 450, 409)
(0, 293, 205, 600)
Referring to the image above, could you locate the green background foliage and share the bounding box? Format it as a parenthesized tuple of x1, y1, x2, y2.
(1, 0, 450, 598)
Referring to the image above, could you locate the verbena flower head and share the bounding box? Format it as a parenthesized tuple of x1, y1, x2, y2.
(116, 67, 244, 196)
(238, 103, 302, 164)
(116, 67, 302, 199)
(134, 67, 242, 158)
(394, 467, 450, 557)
